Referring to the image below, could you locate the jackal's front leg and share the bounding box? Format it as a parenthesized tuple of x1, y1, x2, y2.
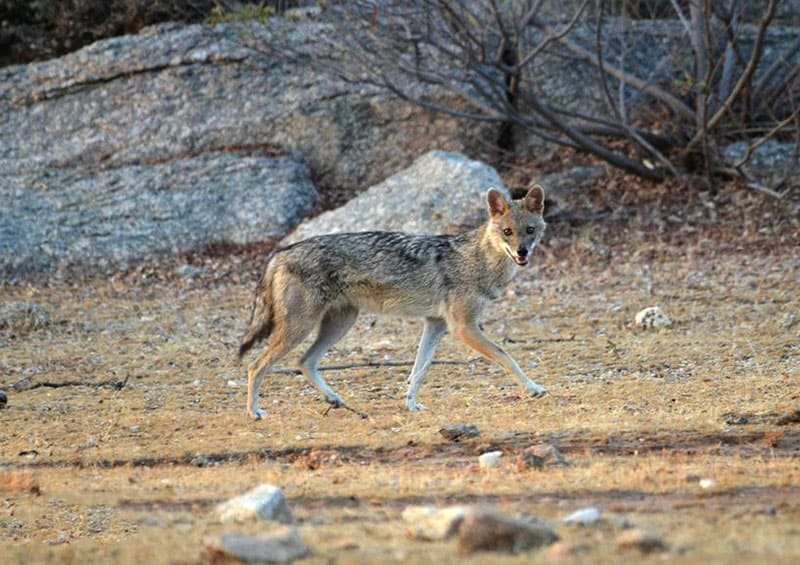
(452, 323, 547, 398)
(405, 317, 447, 411)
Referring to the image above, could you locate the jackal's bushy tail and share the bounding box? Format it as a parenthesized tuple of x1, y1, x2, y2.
(238, 268, 275, 359)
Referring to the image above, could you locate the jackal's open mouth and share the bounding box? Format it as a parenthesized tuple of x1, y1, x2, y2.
(505, 248, 529, 266)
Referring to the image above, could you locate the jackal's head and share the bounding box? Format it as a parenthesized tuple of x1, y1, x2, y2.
(485, 185, 546, 267)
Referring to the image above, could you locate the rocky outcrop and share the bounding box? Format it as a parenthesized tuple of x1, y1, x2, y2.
(0, 21, 494, 280)
(0, 152, 316, 280)
(0, 21, 492, 191)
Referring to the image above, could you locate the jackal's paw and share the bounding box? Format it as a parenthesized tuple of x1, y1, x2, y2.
(249, 408, 268, 421)
(406, 401, 427, 412)
(527, 384, 548, 398)
(325, 396, 344, 408)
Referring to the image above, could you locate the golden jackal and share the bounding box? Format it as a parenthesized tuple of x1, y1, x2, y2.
(239, 185, 547, 420)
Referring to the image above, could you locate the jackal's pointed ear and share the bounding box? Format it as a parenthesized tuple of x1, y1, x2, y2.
(524, 184, 545, 214)
(486, 188, 511, 218)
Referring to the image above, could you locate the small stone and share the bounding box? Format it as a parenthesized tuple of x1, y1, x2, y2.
(478, 451, 503, 468)
(48, 531, 69, 546)
(517, 450, 545, 471)
(0, 391, 7, 408)
(517, 444, 567, 471)
(204, 527, 308, 563)
(439, 424, 480, 442)
(129, 425, 141, 433)
(562, 507, 601, 526)
(699, 478, 715, 489)
(634, 306, 671, 329)
(615, 528, 667, 553)
(217, 484, 294, 524)
(457, 507, 558, 555)
(402, 505, 469, 541)
(783, 312, 798, 329)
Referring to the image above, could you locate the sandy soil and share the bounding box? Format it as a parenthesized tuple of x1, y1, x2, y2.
(2, 179, 799, 563)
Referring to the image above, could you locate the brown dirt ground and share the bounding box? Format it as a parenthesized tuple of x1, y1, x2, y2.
(1, 171, 799, 564)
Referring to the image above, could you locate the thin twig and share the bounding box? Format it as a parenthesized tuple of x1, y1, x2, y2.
(322, 402, 369, 419)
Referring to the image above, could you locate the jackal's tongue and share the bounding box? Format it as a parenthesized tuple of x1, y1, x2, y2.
(514, 257, 528, 266)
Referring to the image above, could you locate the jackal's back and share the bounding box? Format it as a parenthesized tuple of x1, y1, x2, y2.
(274, 231, 462, 313)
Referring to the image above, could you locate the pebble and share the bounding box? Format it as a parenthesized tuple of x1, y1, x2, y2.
(216, 483, 294, 524)
(478, 451, 503, 468)
(0, 390, 7, 408)
(516, 444, 567, 471)
(439, 424, 479, 442)
(562, 507, 601, 526)
(635, 306, 672, 329)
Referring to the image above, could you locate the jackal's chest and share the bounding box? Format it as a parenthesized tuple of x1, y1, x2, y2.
(353, 290, 444, 317)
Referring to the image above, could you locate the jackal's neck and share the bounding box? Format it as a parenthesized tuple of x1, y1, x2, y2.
(457, 224, 516, 282)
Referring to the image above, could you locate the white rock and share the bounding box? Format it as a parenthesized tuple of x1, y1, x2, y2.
(402, 505, 470, 541)
(204, 527, 307, 563)
(699, 478, 715, 489)
(478, 450, 503, 468)
(217, 484, 294, 524)
(563, 506, 601, 526)
(634, 306, 672, 329)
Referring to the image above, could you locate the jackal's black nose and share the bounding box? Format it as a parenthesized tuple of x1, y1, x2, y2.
(517, 247, 528, 257)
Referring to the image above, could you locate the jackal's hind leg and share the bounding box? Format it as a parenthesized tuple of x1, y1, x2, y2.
(247, 318, 314, 420)
(299, 306, 358, 407)
(405, 317, 447, 411)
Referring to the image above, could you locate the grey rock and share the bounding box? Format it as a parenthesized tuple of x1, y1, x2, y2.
(217, 484, 295, 525)
(516, 444, 568, 471)
(562, 507, 602, 526)
(723, 140, 800, 188)
(457, 507, 558, 555)
(0, 302, 51, 332)
(0, 21, 492, 194)
(285, 151, 506, 244)
(0, 391, 7, 407)
(1, 153, 316, 280)
(439, 424, 480, 442)
(204, 527, 308, 563)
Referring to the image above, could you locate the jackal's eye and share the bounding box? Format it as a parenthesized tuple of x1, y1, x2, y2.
(526, 226, 536, 234)
(502, 228, 513, 237)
